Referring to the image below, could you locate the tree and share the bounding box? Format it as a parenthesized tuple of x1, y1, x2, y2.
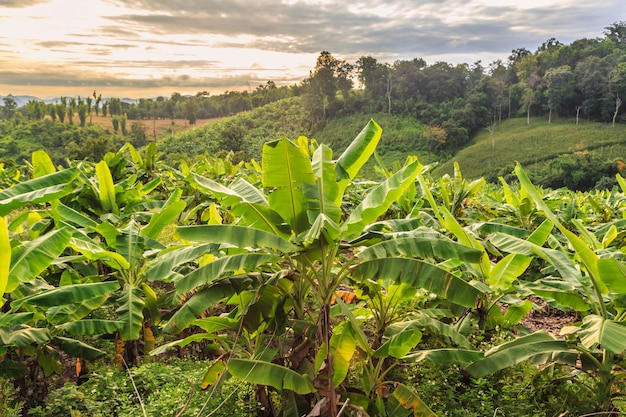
(184, 96, 198, 125)
(544, 65, 574, 122)
(1, 96, 17, 119)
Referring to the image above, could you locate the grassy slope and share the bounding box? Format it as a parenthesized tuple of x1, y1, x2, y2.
(432, 117, 626, 181)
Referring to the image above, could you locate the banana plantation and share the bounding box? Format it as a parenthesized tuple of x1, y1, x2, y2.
(1, 120, 626, 416)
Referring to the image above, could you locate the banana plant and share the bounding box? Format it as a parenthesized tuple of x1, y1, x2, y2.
(149, 120, 432, 416)
(466, 163, 626, 411)
(0, 153, 112, 390)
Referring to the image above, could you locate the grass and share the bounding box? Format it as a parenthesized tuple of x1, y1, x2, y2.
(432, 117, 626, 182)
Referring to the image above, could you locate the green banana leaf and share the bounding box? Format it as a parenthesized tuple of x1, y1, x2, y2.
(175, 253, 279, 293)
(304, 144, 341, 223)
(343, 159, 423, 239)
(52, 336, 106, 360)
(164, 275, 257, 333)
(0, 326, 51, 347)
(51, 201, 99, 230)
(141, 188, 186, 240)
(0, 168, 79, 216)
(61, 319, 125, 336)
(374, 321, 422, 359)
(465, 332, 572, 378)
(116, 284, 145, 341)
(96, 160, 118, 214)
(192, 173, 268, 206)
(262, 137, 315, 235)
(352, 258, 482, 308)
(7, 227, 72, 293)
(12, 281, 120, 309)
(176, 224, 299, 253)
(357, 237, 482, 263)
(335, 119, 382, 199)
(330, 323, 357, 387)
(488, 253, 532, 291)
(144, 243, 217, 282)
(0, 312, 34, 327)
(0, 216, 9, 296)
(577, 315, 626, 354)
(228, 358, 315, 394)
(31, 150, 56, 178)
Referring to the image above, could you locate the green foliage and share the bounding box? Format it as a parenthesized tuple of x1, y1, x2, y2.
(0, 377, 23, 417)
(402, 362, 596, 417)
(28, 359, 259, 417)
(434, 117, 626, 189)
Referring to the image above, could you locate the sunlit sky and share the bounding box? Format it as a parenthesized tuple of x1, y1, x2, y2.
(1, 0, 623, 99)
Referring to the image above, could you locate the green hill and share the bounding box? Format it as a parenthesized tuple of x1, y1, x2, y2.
(432, 117, 626, 189)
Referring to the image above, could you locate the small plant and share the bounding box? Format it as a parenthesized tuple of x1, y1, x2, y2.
(0, 377, 23, 417)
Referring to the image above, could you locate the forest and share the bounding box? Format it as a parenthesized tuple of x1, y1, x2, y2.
(0, 22, 625, 417)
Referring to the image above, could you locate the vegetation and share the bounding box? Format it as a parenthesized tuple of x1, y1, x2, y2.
(0, 117, 625, 416)
(1, 20, 626, 417)
(433, 117, 626, 187)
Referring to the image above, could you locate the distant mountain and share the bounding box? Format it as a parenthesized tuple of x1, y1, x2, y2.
(0, 94, 139, 108)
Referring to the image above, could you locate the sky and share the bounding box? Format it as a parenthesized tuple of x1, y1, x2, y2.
(0, 0, 624, 99)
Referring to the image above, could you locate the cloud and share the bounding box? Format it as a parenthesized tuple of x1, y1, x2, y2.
(0, 0, 50, 7)
(98, 0, 619, 63)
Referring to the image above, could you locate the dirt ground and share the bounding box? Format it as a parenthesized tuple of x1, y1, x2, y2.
(87, 114, 218, 140)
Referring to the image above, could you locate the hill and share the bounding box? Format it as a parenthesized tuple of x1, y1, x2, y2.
(432, 117, 626, 189)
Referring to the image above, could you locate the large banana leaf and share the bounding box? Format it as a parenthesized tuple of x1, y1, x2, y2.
(0, 326, 51, 347)
(96, 160, 118, 214)
(31, 150, 56, 178)
(141, 188, 186, 240)
(343, 159, 422, 239)
(68, 233, 130, 270)
(51, 201, 99, 230)
(192, 173, 268, 206)
(116, 284, 145, 341)
(12, 281, 120, 309)
(0, 216, 9, 296)
(144, 243, 217, 282)
(176, 224, 300, 253)
(374, 321, 423, 359)
(262, 138, 315, 235)
(228, 358, 315, 394)
(329, 323, 357, 387)
(0, 168, 79, 216)
(465, 332, 572, 378)
(357, 237, 482, 263)
(352, 258, 482, 308)
(164, 276, 257, 333)
(52, 336, 106, 360)
(175, 253, 280, 293)
(488, 253, 532, 291)
(62, 319, 125, 336)
(575, 315, 626, 354)
(335, 119, 382, 197)
(7, 227, 72, 293)
(304, 144, 341, 223)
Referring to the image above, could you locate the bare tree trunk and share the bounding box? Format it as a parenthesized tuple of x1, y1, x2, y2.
(386, 76, 392, 114)
(508, 88, 512, 120)
(576, 105, 581, 126)
(548, 108, 552, 124)
(612, 96, 622, 126)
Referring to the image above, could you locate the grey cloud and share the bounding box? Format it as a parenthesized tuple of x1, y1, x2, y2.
(0, 0, 50, 7)
(100, 0, 622, 63)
